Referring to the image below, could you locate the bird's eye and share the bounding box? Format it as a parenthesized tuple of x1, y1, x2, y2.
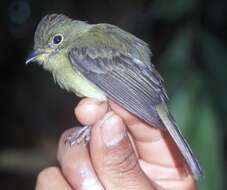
(53, 34, 63, 45)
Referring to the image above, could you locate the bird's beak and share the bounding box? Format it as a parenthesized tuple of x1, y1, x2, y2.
(25, 49, 49, 64)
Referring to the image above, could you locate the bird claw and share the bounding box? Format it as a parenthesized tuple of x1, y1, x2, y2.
(64, 125, 91, 146)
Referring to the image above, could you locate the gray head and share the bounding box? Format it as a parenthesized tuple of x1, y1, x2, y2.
(26, 14, 89, 64)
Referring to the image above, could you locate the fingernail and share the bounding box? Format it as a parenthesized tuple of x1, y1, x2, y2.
(101, 113, 127, 147)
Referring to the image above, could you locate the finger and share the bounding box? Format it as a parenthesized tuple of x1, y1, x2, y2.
(75, 98, 108, 125)
(89, 112, 157, 190)
(74, 99, 190, 180)
(139, 160, 196, 189)
(109, 101, 189, 178)
(57, 128, 104, 190)
(35, 167, 72, 190)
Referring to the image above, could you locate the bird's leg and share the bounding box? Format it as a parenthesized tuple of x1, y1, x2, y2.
(65, 100, 112, 146)
(64, 125, 91, 145)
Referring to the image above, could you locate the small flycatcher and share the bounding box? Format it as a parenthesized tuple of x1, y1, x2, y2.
(26, 14, 202, 179)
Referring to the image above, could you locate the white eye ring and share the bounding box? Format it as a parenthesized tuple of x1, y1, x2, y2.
(52, 34, 64, 45)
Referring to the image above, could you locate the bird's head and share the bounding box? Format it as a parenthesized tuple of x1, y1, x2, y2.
(26, 14, 89, 67)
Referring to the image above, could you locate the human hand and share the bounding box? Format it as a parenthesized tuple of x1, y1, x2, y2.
(35, 98, 196, 190)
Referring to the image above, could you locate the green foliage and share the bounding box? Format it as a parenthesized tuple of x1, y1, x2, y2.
(200, 32, 227, 126)
(170, 79, 225, 190)
(153, 0, 197, 20)
(158, 26, 226, 190)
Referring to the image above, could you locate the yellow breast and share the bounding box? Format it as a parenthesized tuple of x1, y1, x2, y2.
(43, 54, 107, 101)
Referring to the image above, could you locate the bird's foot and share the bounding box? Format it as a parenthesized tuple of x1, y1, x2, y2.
(64, 101, 111, 146)
(64, 125, 91, 146)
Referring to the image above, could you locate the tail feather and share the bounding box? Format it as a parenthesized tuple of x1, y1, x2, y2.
(156, 103, 203, 179)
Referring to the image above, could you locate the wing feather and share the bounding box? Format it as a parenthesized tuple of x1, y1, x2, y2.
(69, 47, 167, 128)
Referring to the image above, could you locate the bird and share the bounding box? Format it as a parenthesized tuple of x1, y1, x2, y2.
(26, 14, 202, 179)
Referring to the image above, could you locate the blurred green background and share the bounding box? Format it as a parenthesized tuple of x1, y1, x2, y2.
(0, 0, 226, 189)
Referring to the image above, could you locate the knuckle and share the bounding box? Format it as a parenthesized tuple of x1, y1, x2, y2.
(103, 141, 140, 177)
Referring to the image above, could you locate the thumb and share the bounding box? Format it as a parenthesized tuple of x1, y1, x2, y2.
(89, 112, 158, 190)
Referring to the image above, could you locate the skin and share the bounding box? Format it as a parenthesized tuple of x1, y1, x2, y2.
(35, 98, 196, 190)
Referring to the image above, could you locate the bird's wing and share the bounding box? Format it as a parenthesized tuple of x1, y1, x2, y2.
(69, 47, 168, 128)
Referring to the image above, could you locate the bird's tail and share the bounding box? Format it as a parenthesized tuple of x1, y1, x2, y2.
(156, 103, 203, 180)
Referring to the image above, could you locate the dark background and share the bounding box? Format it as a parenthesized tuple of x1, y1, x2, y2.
(0, 0, 227, 189)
